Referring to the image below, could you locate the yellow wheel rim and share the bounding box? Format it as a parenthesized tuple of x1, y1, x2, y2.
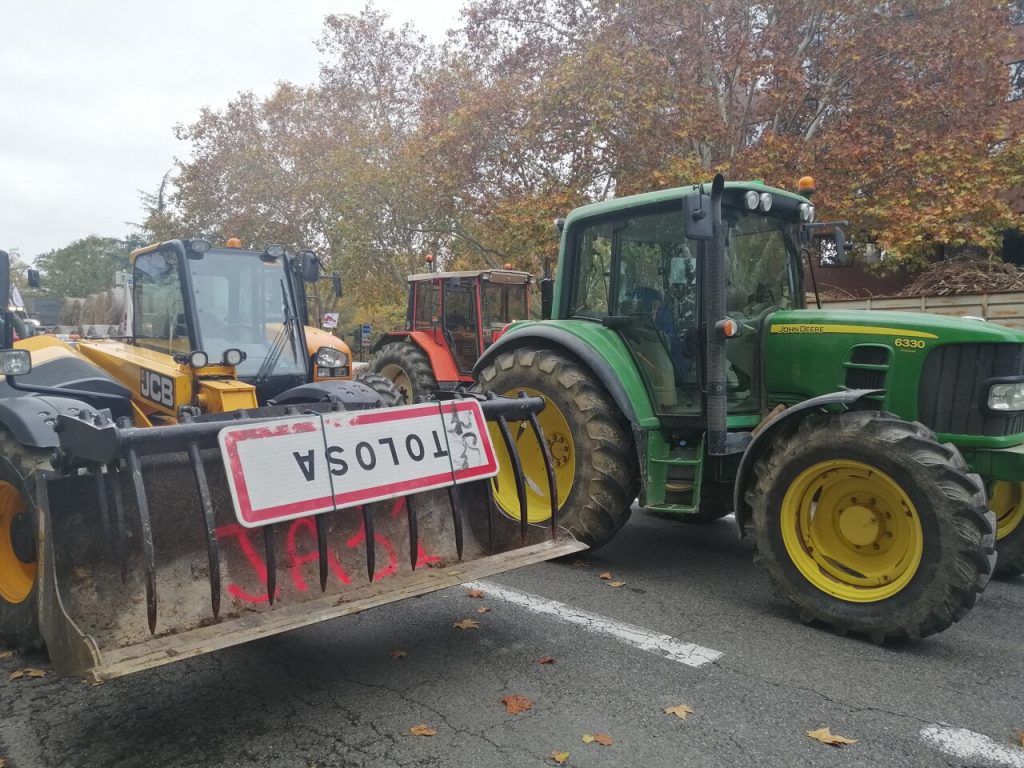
(490, 387, 575, 524)
(0, 480, 34, 604)
(988, 480, 1024, 541)
(780, 460, 923, 603)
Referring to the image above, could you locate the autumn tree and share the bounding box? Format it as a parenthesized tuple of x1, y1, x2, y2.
(34, 235, 143, 298)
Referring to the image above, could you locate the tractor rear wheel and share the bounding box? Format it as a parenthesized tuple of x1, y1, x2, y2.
(477, 348, 637, 548)
(750, 410, 995, 641)
(354, 370, 404, 407)
(988, 480, 1024, 578)
(0, 431, 51, 652)
(370, 343, 439, 404)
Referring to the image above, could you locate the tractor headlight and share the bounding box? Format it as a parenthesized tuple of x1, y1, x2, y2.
(744, 191, 759, 210)
(187, 350, 209, 369)
(798, 202, 816, 223)
(759, 192, 773, 211)
(315, 347, 346, 368)
(987, 381, 1024, 411)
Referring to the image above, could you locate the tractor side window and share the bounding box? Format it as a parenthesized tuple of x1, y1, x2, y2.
(413, 281, 436, 331)
(482, 282, 527, 328)
(570, 222, 612, 318)
(133, 249, 188, 355)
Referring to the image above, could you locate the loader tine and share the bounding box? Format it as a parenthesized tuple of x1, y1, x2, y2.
(405, 495, 419, 570)
(361, 504, 376, 581)
(521, 395, 559, 539)
(185, 440, 221, 620)
(315, 513, 329, 592)
(263, 524, 277, 605)
(108, 467, 129, 583)
(92, 469, 111, 543)
(125, 447, 158, 634)
(495, 416, 529, 546)
(447, 486, 464, 561)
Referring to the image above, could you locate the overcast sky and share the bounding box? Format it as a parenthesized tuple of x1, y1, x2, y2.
(0, 1, 463, 261)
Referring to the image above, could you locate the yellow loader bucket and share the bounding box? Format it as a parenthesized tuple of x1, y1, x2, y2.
(33, 394, 584, 681)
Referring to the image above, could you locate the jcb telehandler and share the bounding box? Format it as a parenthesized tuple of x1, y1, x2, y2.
(0, 240, 584, 681)
(477, 176, 1008, 642)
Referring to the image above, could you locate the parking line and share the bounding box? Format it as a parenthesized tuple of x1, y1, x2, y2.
(920, 725, 1024, 767)
(469, 580, 723, 667)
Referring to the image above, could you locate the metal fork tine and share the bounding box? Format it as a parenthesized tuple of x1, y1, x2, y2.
(447, 486, 464, 561)
(108, 467, 129, 583)
(125, 447, 157, 634)
(406, 495, 419, 570)
(361, 504, 375, 581)
(263, 525, 277, 605)
(92, 469, 111, 544)
(315, 513, 329, 592)
(521, 394, 559, 539)
(185, 440, 221, 620)
(495, 415, 529, 546)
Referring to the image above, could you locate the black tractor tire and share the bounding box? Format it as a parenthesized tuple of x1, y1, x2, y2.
(989, 481, 1024, 578)
(670, 482, 734, 524)
(477, 347, 638, 548)
(353, 370, 404, 407)
(369, 343, 439, 404)
(0, 431, 52, 652)
(749, 410, 995, 642)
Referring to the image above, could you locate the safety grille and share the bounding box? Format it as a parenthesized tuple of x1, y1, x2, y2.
(844, 345, 890, 391)
(918, 343, 1024, 436)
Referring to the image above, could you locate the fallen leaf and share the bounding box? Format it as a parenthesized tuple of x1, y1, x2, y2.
(806, 727, 857, 747)
(571, 560, 589, 567)
(581, 734, 595, 744)
(664, 704, 694, 720)
(9, 668, 46, 681)
(0, 651, 13, 660)
(476, 607, 491, 614)
(453, 618, 480, 630)
(1, 757, 6, 767)
(409, 724, 437, 737)
(607, 581, 626, 588)
(537, 656, 556, 665)
(391, 650, 407, 660)
(593, 733, 614, 746)
(502, 694, 533, 715)
(466, 589, 485, 598)
(550, 750, 569, 764)
(598, 572, 613, 580)
(1018, 730, 1024, 748)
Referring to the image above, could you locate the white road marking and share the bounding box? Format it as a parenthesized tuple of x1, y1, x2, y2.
(920, 725, 1024, 767)
(469, 580, 722, 667)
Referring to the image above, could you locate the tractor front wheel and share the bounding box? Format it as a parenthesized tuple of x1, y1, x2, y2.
(370, 343, 439, 404)
(989, 480, 1024, 578)
(0, 431, 51, 652)
(477, 348, 637, 548)
(750, 410, 995, 641)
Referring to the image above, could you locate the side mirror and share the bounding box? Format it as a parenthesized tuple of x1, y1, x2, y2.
(0, 349, 31, 376)
(331, 273, 342, 299)
(299, 250, 320, 282)
(683, 193, 713, 241)
(27, 269, 41, 289)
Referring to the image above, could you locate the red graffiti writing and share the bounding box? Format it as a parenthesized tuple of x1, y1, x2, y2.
(214, 499, 441, 604)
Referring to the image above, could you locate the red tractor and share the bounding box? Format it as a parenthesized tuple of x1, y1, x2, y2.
(370, 268, 534, 402)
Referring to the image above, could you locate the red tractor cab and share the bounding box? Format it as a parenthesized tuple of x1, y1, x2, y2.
(370, 269, 534, 403)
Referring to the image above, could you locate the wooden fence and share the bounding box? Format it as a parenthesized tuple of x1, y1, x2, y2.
(814, 292, 1024, 330)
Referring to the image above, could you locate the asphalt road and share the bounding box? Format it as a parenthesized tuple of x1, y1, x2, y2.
(1, 509, 1022, 768)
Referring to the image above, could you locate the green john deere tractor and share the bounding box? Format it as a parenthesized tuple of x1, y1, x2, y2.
(475, 174, 1019, 642)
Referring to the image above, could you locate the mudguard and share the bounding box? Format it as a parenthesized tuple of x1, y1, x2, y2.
(0, 394, 102, 448)
(474, 324, 644, 424)
(268, 380, 391, 408)
(732, 389, 881, 535)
